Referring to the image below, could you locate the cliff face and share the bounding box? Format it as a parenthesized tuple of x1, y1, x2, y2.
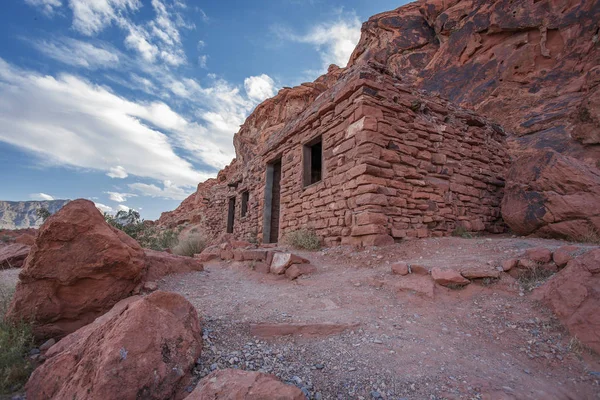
(0, 200, 70, 229)
(349, 0, 600, 162)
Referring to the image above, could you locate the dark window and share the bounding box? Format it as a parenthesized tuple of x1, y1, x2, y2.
(241, 191, 249, 217)
(226, 197, 236, 233)
(303, 136, 322, 187)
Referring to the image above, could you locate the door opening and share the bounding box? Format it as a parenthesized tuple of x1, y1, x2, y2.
(263, 159, 282, 243)
(226, 196, 236, 234)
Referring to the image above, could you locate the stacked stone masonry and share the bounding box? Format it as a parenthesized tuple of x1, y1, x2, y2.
(161, 65, 510, 246)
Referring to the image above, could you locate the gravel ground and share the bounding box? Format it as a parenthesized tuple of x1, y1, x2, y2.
(160, 236, 600, 399)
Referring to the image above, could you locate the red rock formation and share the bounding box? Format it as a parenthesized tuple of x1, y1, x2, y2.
(533, 249, 600, 354)
(350, 0, 600, 163)
(0, 243, 29, 269)
(143, 249, 204, 282)
(26, 291, 202, 400)
(501, 149, 600, 238)
(186, 369, 304, 400)
(6, 199, 146, 339)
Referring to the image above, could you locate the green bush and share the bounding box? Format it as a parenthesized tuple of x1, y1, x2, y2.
(284, 229, 321, 250)
(103, 211, 180, 251)
(0, 285, 34, 394)
(451, 225, 473, 239)
(171, 232, 210, 257)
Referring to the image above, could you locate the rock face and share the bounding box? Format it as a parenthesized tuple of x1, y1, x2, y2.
(0, 199, 70, 229)
(6, 199, 146, 339)
(349, 0, 600, 164)
(0, 243, 30, 269)
(501, 149, 600, 238)
(185, 369, 304, 400)
(26, 291, 202, 400)
(533, 249, 600, 354)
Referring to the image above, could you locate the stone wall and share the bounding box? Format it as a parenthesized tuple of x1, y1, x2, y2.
(160, 65, 510, 246)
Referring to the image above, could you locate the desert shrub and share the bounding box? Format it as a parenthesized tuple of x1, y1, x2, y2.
(451, 225, 473, 239)
(35, 208, 51, 222)
(104, 212, 180, 251)
(517, 264, 555, 292)
(171, 232, 210, 257)
(284, 229, 321, 250)
(0, 285, 34, 394)
(568, 226, 600, 245)
(0, 235, 12, 243)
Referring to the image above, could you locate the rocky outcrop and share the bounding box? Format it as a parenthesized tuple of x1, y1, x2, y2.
(0, 243, 30, 269)
(533, 249, 600, 354)
(143, 249, 204, 282)
(0, 199, 69, 229)
(26, 291, 202, 400)
(501, 149, 600, 238)
(349, 0, 600, 163)
(185, 369, 304, 400)
(6, 199, 146, 339)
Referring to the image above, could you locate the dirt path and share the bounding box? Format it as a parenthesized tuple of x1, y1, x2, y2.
(161, 236, 600, 400)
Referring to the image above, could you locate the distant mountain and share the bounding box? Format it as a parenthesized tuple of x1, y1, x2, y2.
(0, 200, 70, 229)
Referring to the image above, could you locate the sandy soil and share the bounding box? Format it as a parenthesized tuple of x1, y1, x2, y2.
(160, 236, 600, 400)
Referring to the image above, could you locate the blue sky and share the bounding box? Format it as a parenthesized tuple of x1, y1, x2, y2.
(0, 0, 405, 220)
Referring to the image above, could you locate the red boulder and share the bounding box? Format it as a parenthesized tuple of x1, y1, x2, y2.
(0, 243, 30, 269)
(185, 369, 304, 400)
(533, 249, 600, 354)
(144, 249, 204, 282)
(27, 291, 202, 400)
(6, 199, 145, 339)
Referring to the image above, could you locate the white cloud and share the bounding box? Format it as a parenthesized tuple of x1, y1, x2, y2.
(244, 74, 276, 102)
(31, 37, 120, 69)
(197, 40, 205, 49)
(275, 13, 361, 71)
(94, 202, 113, 213)
(198, 55, 208, 69)
(30, 193, 55, 201)
(24, 0, 62, 15)
(117, 204, 131, 211)
(0, 58, 206, 187)
(107, 166, 128, 179)
(105, 191, 136, 202)
(69, 0, 141, 36)
(128, 180, 191, 200)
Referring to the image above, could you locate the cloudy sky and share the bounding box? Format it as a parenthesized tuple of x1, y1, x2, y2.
(0, 0, 404, 219)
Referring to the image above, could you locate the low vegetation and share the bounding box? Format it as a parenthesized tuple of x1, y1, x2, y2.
(104, 210, 180, 251)
(284, 229, 321, 250)
(451, 226, 473, 239)
(568, 226, 600, 245)
(0, 285, 34, 394)
(171, 232, 210, 257)
(517, 264, 556, 292)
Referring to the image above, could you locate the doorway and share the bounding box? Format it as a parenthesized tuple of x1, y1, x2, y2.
(263, 159, 282, 243)
(226, 196, 236, 234)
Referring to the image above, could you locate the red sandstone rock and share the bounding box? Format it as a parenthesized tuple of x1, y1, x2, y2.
(0, 243, 29, 269)
(391, 262, 409, 276)
(143, 249, 204, 282)
(502, 150, 600, 238)
(552, 245, 582, 268)
(390, 275, 435, 298)
(410, 264, 430, 276)
(185, 369, 304, 400)
(27, 291, 202, 400)
(533, 249, 600, 354)
(431, 268, 470, 287)
(6, 199, 145, 339)
(15, 233, 35, 246)
(460, 268, 500, 280)
(270, 253, 309, 275)
(252, 262, 271, 274)
(195, 245, 221, 262)
(249, 322, 358, 338)
(285, 264, 316, 280)
(501, 259, 518, 272)
(524, 247, 553, 264)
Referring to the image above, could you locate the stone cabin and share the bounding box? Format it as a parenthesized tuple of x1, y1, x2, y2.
(164, 65, 510, 247)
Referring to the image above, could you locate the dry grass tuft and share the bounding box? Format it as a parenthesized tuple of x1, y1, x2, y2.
(171, 232, 210, 257)
(283, 229, 321, 251)
(568, 226, 600, 245)
(517, 264, 556, 292)
(0, 284, 34, 394)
